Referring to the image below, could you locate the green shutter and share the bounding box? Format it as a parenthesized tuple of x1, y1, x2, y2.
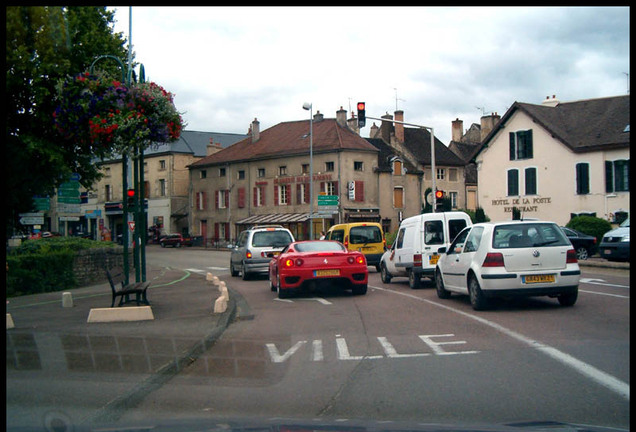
(605, 161, 614, 193)
(509, 132, 516, 160)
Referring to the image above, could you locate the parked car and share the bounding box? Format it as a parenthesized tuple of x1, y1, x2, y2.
(325, 222, 386, 271)
(159, 233, 189, 248)
(560, 226, 597, 260)
(269, 240, 368, 298)
(599, 217, 630, 262)
(380, 211, 472, 288)
(435, 220, 580, 310)
(230, 225, 295, 280)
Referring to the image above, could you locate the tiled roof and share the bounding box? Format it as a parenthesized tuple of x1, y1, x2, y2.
(478, 95, 630, 157)
(402, 128, 466, 166)
(365, 138, 421, 174)
(190, 118, 378, 167)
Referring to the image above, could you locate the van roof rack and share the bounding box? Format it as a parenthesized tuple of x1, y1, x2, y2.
(249, 224, 284, 230)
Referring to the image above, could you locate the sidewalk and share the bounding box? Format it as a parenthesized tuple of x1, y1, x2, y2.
(6, 265, 243, 429)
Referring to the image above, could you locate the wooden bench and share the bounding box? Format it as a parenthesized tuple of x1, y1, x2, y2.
(106, 266, 151, 307)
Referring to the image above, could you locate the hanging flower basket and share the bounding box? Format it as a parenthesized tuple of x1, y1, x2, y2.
(53, 71, 184, 158)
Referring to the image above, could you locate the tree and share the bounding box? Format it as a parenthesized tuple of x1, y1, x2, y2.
(6, 6, 129, 238)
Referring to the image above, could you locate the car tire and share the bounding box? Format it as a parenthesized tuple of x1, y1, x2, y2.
(160, 243, 165, 248)
(575, 247, 589, 260)
(558, 289, 578, 307)
(230, 263, 239, 277)
(277, 274, 290, 299)
(241, 263, 250, 281)
(375, 264, 381, 272)
(468, 275, 488, 311)
(269, 273, 277, 292)
(435, 269, 451, 299)
(176, 242, 181, 248)
(408, 269, 421, 289)
(380, 263, 392, 283)
(352, 284, 367, 295)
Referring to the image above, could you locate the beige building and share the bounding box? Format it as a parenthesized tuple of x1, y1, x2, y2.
(474, 95, 630, 225)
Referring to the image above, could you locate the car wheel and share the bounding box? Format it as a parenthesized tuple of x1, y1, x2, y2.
(408, 269, 421, 289)
(435, 269, 451, 299)
(468, 275, 488, 311)
(269, 272, 277, 292)
(380, 263, 392, 283)
(352, 284, 367, 295)
(558, 289, 578, 307)
(230, 263, 239, 277)
(176, 242, 181, 248)
(241, 263, 250, 281)
(277, 274, 290, 299)
(575, 247, 589, 260)
(160, 243, 165, 248)
(375, 264, 381, 272)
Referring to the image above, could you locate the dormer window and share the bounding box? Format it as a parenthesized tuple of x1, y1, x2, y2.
(391, 158, 403, 176)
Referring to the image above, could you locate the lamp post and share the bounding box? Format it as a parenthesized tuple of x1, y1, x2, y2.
(303, 102, 314, 239)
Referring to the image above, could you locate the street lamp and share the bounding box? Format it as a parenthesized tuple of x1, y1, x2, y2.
(303, 102, 314, 239)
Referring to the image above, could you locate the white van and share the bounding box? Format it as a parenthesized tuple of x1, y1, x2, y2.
(380, 211, 472, 288)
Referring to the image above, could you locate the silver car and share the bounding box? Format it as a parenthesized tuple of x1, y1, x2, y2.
(230, 225, 295, 280)
(435, 220, 580, 310)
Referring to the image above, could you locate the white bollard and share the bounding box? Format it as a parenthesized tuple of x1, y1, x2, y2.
(214, 296, 227, 313)
(62, 292, 73, 308)
(7, 313, 15, 329)
(206, 272, 214, 282)
(220, 285, 229, 301)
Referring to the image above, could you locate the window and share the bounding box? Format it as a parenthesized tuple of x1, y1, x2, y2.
(297, 183, 309, 204)
(449, 191, 458, 209)
(436, 168, 445, 180)
(253, 186, 265, 207)
(219, 167, 226, 177)
(354, 161, 363, 171)
(575, 163, 590, 195)
(302, 164, 309, 174)
(195, 192, 206, 210)
(507, 169, 519, 196)
(257, 168, 265, 178)
(509, 130, 533, 160)
(200, 170, 207, 179)
(159, 179, 166, 197)
(393, 159, 403, 176)
(393, 187, 404, 208)
(325, 161, 334, 172)
(525, 167, 537, 195)
(104, 167, 111, 177)
(105, 184, 112, 201)
(322, 181, 337, 195)
(279, 166, 287, 176)
(464, 226, 484, 253)
(605, 159, 630, 193)
(216, 190, 228, 209)
(237, 170, 245, 180)
(159, 160, 166, 171)
(276, 184, 290, 205)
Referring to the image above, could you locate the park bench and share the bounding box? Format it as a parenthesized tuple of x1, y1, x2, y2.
(106, 266, 151, 307)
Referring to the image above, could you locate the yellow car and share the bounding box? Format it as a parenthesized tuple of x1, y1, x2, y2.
(325, 222, 386, 271)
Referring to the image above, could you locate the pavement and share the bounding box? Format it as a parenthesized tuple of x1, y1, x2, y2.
(5, 257, 628, 429)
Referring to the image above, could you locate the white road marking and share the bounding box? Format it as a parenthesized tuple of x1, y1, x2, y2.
(579, 289, 629, 299)
(371, 285, 629, 401)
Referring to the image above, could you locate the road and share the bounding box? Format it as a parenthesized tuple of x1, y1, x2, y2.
(118, 246, 630, 429)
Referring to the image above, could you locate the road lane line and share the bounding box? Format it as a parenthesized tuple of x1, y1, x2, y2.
(580, 289, 629, 299)
(370, 285, 630, 401)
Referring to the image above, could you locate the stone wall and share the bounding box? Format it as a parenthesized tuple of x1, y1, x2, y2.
(72, 247, 132, 287)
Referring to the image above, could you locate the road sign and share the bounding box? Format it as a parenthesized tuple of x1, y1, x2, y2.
(20, 216, 44, 225)
(128, 221, 136, 231)
(318, 195, 339, 206)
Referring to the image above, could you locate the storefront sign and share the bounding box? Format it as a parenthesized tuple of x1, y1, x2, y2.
(490, 196, 552, 213)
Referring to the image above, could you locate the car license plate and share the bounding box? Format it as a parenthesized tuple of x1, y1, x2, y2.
(523, 274, 555, 284)
(604, 249, 611, 254)
(315, 269, 340, 277)
(429, 254, 439, 265)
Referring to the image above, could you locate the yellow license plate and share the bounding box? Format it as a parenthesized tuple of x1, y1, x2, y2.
(429, 254, 439, 265)
(315, 269, 340, 277)
(523, 274, 555, 284)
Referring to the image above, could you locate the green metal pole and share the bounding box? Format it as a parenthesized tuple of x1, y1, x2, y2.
(133, 148, 140, 283)
(122, 155, 129, 285)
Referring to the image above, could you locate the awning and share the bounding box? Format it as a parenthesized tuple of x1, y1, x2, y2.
(236, 213, 311, 225)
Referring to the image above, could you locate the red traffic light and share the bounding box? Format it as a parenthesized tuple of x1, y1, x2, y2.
(127, 188, 135, 197)
(357, 102, 365, 111)
(435, 190, 444, 199)
(357, 102, 366, 127)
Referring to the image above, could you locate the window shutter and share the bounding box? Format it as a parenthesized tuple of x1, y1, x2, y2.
(274, 185, 279, 206)
(225, 223, 230, 241)
(509, 132, 516, 160)
(225, 190, 230, 207)
(253, 187, 258, 206)
(215, 190, 219, 209)
(576, 163, 589, 195)
(525, 168, 537, 195)
(296, 184, 302, 204)
(286, 184, 291, 205)
(214, 223, 219, 240)
(238, 187, 245, 208)
(525, 130, 533, 158)
(355, 181, 364, 201)
(507, 169, 519, 196)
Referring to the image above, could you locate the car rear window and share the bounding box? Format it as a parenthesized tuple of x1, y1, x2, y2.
(349, 226, 382, 244)
(493, 223, 570, 249)
(295, 241, 345, 252)
(252, 231, 293, 247)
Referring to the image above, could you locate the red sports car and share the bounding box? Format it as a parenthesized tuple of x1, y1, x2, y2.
(269, 240, 368, 298)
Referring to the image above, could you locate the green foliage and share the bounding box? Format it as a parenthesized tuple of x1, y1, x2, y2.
(566, 215, 613, 245)
(6, 237, 117, 297)
(6, 6, 129, 236)
(461, 208, 491, 223)
(385, 231, 398, 248)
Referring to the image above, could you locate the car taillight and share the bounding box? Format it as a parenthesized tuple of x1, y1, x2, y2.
(284, 259, 294, 267)
(356, 255, 365, 265)
(295, 258, 304, 266)
(246, 250, 252, 259)
(413, 254, 422, 268)
(482, 252, 504, 267)
(347, 255, 365, 265)
(344, 235, 349, 248)
(566, 249, 578, 264)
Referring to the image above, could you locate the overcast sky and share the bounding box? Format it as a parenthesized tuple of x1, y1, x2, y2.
(109, 6, 630, 145)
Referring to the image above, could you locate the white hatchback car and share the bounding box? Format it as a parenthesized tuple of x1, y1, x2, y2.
(435, 220, 580, 310)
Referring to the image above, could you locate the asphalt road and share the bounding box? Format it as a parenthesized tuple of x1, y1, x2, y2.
(116, 246, 629, 429)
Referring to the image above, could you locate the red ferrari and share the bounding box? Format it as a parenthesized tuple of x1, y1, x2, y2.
(269, 240, 368, 298)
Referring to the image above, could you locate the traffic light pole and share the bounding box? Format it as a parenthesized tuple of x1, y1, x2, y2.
(363, 115, 438, 212)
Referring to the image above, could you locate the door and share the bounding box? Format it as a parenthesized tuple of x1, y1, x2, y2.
(441, 227, 471, 291)
(386, 227, 406, 276)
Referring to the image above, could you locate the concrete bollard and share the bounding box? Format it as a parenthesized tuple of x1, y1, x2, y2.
(211, 276, 220, 286)
(214, 296, 227, 313)
(62, 292, 73, 308)
(220, 285, 229, 301)
(206, 272, 214, 282)
(7, 313, 15, 329)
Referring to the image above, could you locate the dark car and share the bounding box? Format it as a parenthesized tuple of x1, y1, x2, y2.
(159, 233, 191, 248)
(560, 227, 597, 260)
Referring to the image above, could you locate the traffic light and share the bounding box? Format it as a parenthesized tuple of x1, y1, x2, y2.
(435, 190, 444, 200)
(357, 102, 366, 128)
(434, 190, 444, 212)
(126, 188, 135, 209)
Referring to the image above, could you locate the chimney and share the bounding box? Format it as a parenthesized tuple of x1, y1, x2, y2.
(369, 122, 379, 138)
(207, 138, 223, 155)
(452, 118, 463, 142)
(314, 110, 324, 122)
(336, 107, 346, 127)
(541, 95, 560, 107)
(480, 113, 501, 142)
(251, 118, 260, 143)
(394, 110, 404, 143)
(347, 111, 359, 134)
(380, 113, 393, 142)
